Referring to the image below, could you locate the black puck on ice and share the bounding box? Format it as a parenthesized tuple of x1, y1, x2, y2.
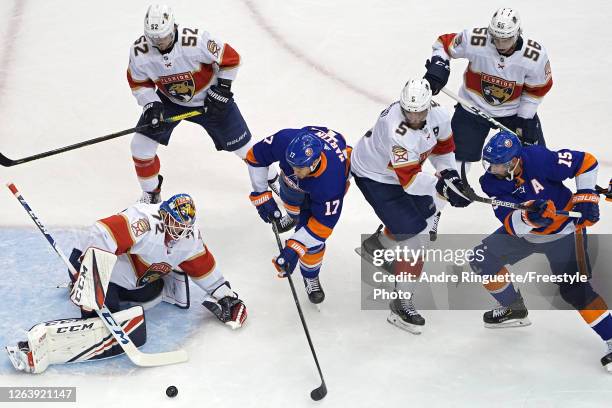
(166, 385, 178, 398)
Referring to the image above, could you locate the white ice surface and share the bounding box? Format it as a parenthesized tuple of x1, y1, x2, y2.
(0, 1, 611, 407)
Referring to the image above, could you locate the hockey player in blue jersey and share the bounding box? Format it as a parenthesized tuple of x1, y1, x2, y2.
(245, 127, 351, 304)
(470, 130, 612, 373)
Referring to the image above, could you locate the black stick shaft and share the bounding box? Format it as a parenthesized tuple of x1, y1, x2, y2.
(0, 109, 203, 167)
(272, 223, 327, 400)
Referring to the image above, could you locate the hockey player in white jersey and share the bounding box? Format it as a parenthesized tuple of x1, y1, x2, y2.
(6, 193, 246, 373)
(424, 7, 553, 169)
(127, 5, 281, 207)
(351, 79, 471, 334)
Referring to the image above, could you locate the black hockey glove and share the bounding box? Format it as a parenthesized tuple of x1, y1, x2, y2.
(142, 102, 164, 134)
(515, 117, 540, 146)
(204, 79, 234, 120)
(435, 169, 472, 207)
(424, 56, 450, 95)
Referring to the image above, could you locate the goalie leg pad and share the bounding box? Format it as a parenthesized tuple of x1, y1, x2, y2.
(6, 306, 146, 374)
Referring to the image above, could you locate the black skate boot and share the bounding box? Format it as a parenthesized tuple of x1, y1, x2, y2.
(601, 340, 612, 373)
(387, 297, 425, 334)
(359, 225, 394, 274)
(138, 174, 164, 204)
(483, 290, 531, 328)
(303, 276, 325, 304)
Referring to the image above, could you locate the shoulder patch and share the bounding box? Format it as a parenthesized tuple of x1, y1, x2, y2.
(131, 218, 151, 237)
(392, 145, 409, 163)
(207, 39, 221, 57)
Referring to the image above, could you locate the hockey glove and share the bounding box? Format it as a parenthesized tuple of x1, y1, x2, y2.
(435, 169, 472, 207)
(424, 56, 450, 95)
(202, 282, 247, 329)
(204, 79, 233, 120)
(521, 199, 556, 228)
(571, 189, 600, 229)
(273, 239, 306, 277)
(515, 117, 540, 146)
(249, 191, 282, 223)
(142, 101, 165, 132)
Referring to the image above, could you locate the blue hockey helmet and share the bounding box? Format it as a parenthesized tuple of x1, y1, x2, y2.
(482, 130, 522, 178)
(160, 193, 196, 240)
(285, 131, 323, 169)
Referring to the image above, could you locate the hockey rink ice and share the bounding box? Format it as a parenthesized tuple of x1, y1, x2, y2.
(1, 0, 611, 406)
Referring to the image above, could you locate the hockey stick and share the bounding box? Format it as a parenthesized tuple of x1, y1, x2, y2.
(0, 109, 203, 167)
(6, 182, 188, 367)
(271, 222, 327, 401)
(441, 87, 517, 135)
(457, 164, 582, 217)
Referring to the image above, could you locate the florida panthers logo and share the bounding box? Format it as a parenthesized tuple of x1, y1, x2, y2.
(159, 72, 196, 103)
(481, 74, 516, 106)
(137, 262, 173, 286)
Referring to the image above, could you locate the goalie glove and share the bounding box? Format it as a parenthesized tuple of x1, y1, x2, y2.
(202, 282, 247, 330)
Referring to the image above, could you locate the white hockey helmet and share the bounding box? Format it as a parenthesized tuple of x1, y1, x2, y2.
(144, 4, 176, 49)
(488, 8, 521, 40)
(400, 78, 432, 113)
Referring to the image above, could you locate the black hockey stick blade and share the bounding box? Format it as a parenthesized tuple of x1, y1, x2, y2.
(310, 382, 327, 401)
(0, 152, 15, 167)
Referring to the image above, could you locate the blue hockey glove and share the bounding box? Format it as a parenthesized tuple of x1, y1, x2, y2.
(249, 191, 281, 223)
(273, 239, 306, 277)
(571, 189, 600, 229)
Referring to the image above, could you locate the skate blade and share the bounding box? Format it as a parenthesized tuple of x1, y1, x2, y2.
(484, 317, 532, 329)
(387, 313, 423, 335)
(606, 364, 612, 374)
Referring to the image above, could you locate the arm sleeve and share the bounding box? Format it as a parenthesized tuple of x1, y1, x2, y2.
(428, 116, 457, 172)
(90, 213, 137, 255)
(197, 32, 241, 81)
(518, 55, 553, 119)
(432, 29, 469, 60)
(126, 51, 160, 107)
(245, 131, 289, 191)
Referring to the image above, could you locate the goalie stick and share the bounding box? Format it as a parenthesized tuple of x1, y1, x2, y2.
(271, 222, 328, 401)
(6, 182, 188, 367)
(0, 109, 203, 167)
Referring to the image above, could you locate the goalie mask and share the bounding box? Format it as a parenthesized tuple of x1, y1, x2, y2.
(160, 194, 196, 241)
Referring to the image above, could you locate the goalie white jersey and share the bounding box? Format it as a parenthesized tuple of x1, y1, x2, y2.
(432, 28, 553, 119)
(351, 102, 456, 198)
(127, 25, 240, 107)
(77, 203, 221, 293)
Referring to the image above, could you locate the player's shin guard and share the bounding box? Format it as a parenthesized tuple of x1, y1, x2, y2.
(6, 306, 146, 374)
(575, 295, 612, 372)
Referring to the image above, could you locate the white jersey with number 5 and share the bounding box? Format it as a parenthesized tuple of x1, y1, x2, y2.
(351, 102, 456, 199)
(432, 28, 552, 119)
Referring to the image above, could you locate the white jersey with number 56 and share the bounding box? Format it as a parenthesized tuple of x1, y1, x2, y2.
(432, 28, 553, 119)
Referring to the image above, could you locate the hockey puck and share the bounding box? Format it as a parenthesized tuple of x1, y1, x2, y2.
(166, 385, 178, 398)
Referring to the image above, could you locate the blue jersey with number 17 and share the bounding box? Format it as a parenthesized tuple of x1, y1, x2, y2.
(246, 126, 351, 243)
(480, 145, 598, 236)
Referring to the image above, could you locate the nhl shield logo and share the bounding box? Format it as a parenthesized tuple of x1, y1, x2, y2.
(159, 72, 196, 103)
(481, 73, 515, 106)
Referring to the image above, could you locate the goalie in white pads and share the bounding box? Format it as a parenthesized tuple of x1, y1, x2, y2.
(6, 193, 247, 374)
